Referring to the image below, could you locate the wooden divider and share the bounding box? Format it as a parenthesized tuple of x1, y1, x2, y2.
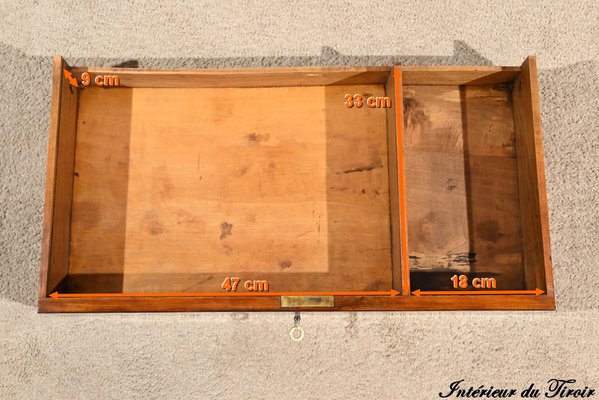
(386, 67, 411, 295)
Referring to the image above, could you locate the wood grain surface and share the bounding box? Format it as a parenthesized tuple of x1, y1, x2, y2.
(68, 84, 392, 293)
(403, 84, 526, 289)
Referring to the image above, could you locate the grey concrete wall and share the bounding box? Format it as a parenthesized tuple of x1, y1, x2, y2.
(0, 1, 597, 398)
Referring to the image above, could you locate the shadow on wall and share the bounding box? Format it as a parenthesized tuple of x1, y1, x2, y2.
(69, 40, 495, 68)
(0, 41, 596, 311)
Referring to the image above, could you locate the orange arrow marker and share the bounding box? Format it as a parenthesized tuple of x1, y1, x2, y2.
(63, 69, 78, 87)
(50, 289, 400, 299)
(411, 288, 544, 297)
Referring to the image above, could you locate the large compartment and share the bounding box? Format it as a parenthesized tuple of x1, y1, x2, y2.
(68, 84, 394, 293)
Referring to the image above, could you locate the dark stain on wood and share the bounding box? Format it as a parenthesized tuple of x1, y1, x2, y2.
(409, 252, 476, 269)
(338, 158, 383, 174)
(446, 178, 457, 191)
(447, 251, 476, 268)
(279, 260, 292, 270)
(220, 222, 233, 240)
(246, 133, 270, 143)
(403, 97, 430, 128)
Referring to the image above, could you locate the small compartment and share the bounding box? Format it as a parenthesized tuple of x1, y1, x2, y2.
(404, 84, 524, 289)
(400, 59, 553, 299)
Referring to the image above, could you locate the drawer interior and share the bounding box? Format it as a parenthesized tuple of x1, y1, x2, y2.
(39, 58, 553, 310)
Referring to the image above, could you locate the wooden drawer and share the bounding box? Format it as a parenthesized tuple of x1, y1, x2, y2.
(38, 56, 554, 312)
